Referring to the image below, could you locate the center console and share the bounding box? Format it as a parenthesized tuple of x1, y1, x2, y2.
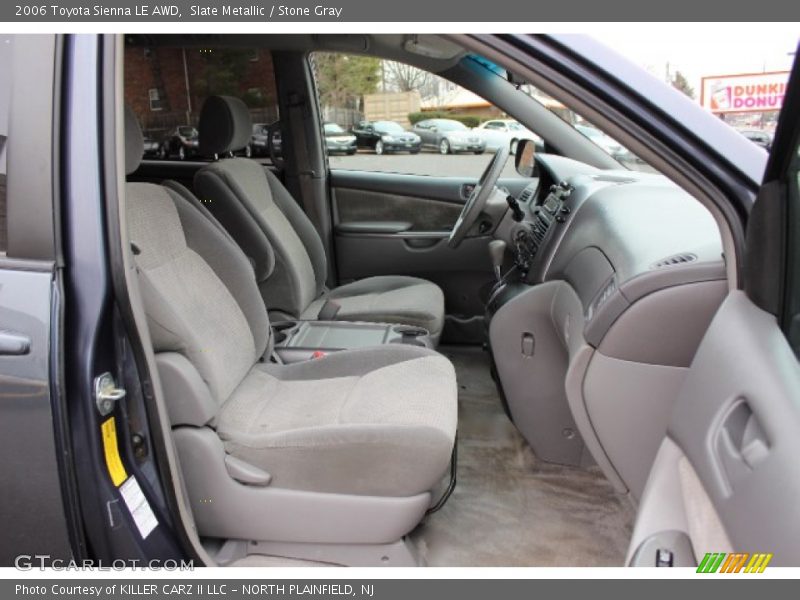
(272, 320, 433, 363)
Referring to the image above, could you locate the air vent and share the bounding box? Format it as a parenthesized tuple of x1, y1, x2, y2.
(651, 253, 697, 269)
(518, 184, 536, 204)
(530, 213, 551, 246)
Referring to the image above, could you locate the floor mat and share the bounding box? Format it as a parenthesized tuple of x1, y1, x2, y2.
(410, 345, 636, 567)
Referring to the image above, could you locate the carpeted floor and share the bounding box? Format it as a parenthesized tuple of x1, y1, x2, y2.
(409, 345, 636, 567)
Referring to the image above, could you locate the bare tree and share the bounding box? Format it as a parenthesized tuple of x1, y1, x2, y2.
(382, 61, 434, 93)
(671, 70, 695, 99)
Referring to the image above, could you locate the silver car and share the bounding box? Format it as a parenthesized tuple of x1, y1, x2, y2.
(412, 118, 486, 154)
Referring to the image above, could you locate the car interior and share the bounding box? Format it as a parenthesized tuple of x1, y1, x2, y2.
(115, 34, 794, 567)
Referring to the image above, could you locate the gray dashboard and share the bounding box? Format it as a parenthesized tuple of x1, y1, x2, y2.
(490, 153, 728, 495)
(503, 153, 724, 344)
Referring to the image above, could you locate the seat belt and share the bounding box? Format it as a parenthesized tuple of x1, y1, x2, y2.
(287, 91, 324, 238)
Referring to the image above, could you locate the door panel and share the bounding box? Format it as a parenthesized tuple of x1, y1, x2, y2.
(629, 292, 800, 566)
(332, 169, 530, 205)
(335, 187, 463, 232)
(330, 170, 529, 322)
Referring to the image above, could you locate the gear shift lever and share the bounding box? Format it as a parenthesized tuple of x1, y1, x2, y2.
(489, 239, 507, 282)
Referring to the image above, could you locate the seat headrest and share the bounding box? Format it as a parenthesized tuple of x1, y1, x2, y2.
(198, 96, 252, 156)
(125, 105, 145, 175)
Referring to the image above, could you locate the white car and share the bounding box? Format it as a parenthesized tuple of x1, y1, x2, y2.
(575, 123, 631, 160)
(472, 119, 541, 152)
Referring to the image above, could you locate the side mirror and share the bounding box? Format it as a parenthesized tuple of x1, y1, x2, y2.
(429, 126, 438, 133)
(515, 138, 539, 178)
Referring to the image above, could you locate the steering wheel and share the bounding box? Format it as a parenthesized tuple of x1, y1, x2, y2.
(448, 146, 510, 248)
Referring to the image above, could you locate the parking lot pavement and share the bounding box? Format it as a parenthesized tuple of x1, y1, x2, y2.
(328, 150, 521, 178)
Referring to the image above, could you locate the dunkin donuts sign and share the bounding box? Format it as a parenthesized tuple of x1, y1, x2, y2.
(701, 71, 790, 114)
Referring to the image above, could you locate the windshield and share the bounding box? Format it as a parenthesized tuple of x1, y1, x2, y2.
(466, 53, 653, 172)
(178, 126, 197, 137)
(374, 121, 405, 134)
(324, 123, 346, 134)
(436, 120, 467, 132)
(576, 125, 601, 139)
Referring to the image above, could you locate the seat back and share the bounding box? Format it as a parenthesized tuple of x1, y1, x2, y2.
(194, 96, 327, 318)
(124, 106, 270, 406)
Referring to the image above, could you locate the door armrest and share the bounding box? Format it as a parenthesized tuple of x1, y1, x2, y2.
(335, 221, 413, 234)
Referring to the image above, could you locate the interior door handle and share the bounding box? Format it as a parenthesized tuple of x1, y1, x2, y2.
(0, 330, 31, 356)
(714, 399, 769, 493)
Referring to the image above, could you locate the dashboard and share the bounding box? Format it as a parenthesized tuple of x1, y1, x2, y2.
(487, 152, 728, 490)
(497, 153, 723, 299)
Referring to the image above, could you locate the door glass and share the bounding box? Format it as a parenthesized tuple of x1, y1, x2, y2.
(310, 52, 528, 178)
(123, 40, 279, 163)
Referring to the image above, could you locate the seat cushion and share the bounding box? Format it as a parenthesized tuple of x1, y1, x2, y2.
(302, 276, 445, 343)
(216, 345, 457, 497)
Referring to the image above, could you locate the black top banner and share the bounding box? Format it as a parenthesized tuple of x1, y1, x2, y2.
(2, 0, 799, 22)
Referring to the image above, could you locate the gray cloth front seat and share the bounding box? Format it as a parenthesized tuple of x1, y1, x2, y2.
(124, 107, 457, 544)
(193, 96, 445, 343)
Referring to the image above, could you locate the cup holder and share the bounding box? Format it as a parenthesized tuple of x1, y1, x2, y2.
(272, 321, 298, 345)
(393, 325, 428, 338)
(392, 325, 430, 347)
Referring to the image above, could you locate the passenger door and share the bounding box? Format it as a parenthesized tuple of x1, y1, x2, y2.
(628, 55, 800, 568)
(311, 54, 532, 334)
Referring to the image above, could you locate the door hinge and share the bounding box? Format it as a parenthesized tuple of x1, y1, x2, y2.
(94, 372, 126, 416)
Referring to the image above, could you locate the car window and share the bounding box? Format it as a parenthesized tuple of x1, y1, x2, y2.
(324, 123, 346, 134)
(374, 121, 405, 134)
(310, 52, 523, 178)
(123, 41, 279, 163)
(0, 37, 11, 254)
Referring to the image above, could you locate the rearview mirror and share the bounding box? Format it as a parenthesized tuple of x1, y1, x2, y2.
(515, 138, 539, 177)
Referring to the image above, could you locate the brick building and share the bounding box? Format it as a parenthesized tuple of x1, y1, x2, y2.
(124, 45, 279, 137)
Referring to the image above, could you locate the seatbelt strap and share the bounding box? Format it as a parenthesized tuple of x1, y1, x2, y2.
(287, 92, 323, 236)
(317, 300, 341, 321)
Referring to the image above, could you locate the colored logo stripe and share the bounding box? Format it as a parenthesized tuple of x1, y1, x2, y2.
(697, 552, 773, 573)
(745, 553, 773, 573)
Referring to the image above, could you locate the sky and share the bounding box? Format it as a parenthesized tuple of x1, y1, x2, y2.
(592, 24, 798, 100)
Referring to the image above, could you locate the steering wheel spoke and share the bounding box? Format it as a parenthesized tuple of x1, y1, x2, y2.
(448, 147, 510, 248)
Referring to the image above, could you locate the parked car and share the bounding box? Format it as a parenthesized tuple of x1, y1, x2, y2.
(351, 120, 421, 154)
(159, 125, 199, 160)
(323, 122, 357, 155)
(142, 134, 160, 158)
(737, 128, 773, 151)
(412, 118, 486, 154)
(575, 123, 632, 161)
(250, 122, 271, 156)
(472, 119, 540, 152)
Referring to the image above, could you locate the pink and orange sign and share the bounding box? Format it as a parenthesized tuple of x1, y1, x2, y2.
(701, 71, 790, 114)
